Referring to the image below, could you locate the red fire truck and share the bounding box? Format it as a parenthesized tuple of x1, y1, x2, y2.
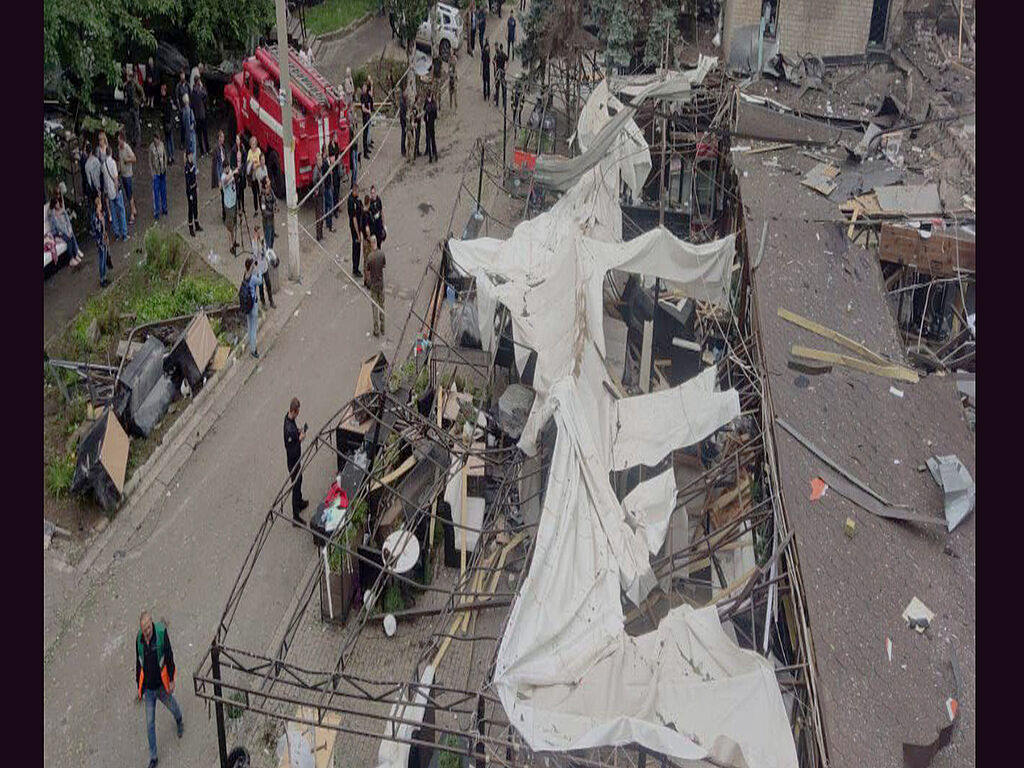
(224, 45, 351, 198)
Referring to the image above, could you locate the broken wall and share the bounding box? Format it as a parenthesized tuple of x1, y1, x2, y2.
(723, 0, 903, 59)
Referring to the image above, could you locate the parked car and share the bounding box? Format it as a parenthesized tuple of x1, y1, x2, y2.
(414, 2, 463, 62)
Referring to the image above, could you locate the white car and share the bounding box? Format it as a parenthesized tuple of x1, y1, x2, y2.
(416, 3, 463, 62)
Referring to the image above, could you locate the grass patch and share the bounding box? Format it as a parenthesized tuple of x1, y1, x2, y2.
(382, 582, 405, 614)
(303, 0, 377, 36)
(438, 735, 463, 768)
(46, 452, 77, 499)
(43, 224, 242, 533)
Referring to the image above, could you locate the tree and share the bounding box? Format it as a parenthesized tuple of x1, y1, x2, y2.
(388, 0, 430, 100)
(643, 2, 679, 70)
(605, 1, 639, 73)
(180, 0, 274, 63)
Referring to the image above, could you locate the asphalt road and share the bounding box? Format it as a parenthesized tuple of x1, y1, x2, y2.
(43, 13, 523, 767)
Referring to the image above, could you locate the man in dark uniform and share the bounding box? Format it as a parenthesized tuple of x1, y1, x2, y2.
(424, 92, 439, 163)
(284, 397, 309, 524)
(348, 183, 364, 277)
(329, 135, 342, 206)
(160, 83, 176, 165)
(368, 184, 385, 246)
(312, 150, 325, 241)
(184, 151, 201, 236)
(135, 610, 184, 768)
(481, 40, 491, 101)
(507, 12, 517, 61)
(494, 43, 508, 108)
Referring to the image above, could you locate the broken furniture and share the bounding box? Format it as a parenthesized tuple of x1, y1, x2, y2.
(71, 408, 130, 511)
(164, 310, 218, 391)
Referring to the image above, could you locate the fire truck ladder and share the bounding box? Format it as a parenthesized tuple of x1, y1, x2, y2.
(265, 45, 331, 109)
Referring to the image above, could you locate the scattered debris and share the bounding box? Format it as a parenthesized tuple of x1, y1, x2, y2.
(810, 477, 828, 501)
(886, 636, 893, 662)
(926, 454, 975, 531)
(890, 386, 904, 398)
(800, 162, 840, 196)
(902, 597, 935, 633)
(844, 517, 856, 538)
(818, 467, 945, 528)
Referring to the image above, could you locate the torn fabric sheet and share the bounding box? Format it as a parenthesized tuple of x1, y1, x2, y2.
(449, 72, 794, 767)
(613, 367, 741, 471)
(622, 468, 678, 555)
(376, 665, 435, 768)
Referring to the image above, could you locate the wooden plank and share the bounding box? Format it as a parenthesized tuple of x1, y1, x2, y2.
(777, 307, 889, 366)
(879, 223, 976, 277)
(639, 320, 654, 393)
(792, 345, 920, 383)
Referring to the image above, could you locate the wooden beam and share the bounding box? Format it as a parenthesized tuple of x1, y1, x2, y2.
(879, 222, 976, 277)
(777, 307, 888, 366)
(791, 345, 920, 383)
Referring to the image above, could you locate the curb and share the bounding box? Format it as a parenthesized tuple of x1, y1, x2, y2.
(315, 11, 377, 44)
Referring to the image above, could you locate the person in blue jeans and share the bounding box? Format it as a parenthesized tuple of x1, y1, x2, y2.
(181, 93, 196, 162)
(90, 194, 111, 287)
(349, 142, 359, 187)
(244, 257, 262, 358)
(149, 135, 168, 219)
(135, 611, 184, 768)
(322, 155, 336, 232)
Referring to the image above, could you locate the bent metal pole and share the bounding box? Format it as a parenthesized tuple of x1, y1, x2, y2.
(276, 0, 302, 283)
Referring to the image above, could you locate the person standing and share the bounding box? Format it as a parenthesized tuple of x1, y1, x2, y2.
(220, 163, 238, 256)
(468, 2, 477, 55)
(184, 151, 201, 236)
(507, 12, 517, 62)
(424, 92, 439, 163)
(399, 89, 408, 157)
(191, 75, 209, 157)
(322, 153, 336, 234)
(261, 176, 277, 250)
(366, 233, 386, 337)
(412, 98, 423, 160)
(91, 194, 111, 287)
(135, 611, 184, 768)
(347, 183, 364, 277)
(481, 40, 491, 101)
(329, 134, 342, 206)
(254, 225, 276, 308)
(348, 139, 359, 187)
(520, 0, 526, 11)
(477, 5, 487, 50)
(102, 145, 128, 241)
(359, 83, 373, 158)
(149, 134, 168, 220)
(124, 67, 143, 149)
(233, 133, 248, 215)
(246, 136, 264, 217)
(494, 44, 508, 108)
(212, 129, 227, 223)
(243, 257, 261, 358)
(181, 93, 196, 162)
(284, 397, 309, 523)
(160, 83, 176, 165)
(312, 150, 325, 242)
(368, 185, 385, 246)
(343, 67, 355, 111)
(145, 57, 157, 107)
(118, 131, 138, 226)
(175, 71, 189, 149)
(448, 52, 459, 112)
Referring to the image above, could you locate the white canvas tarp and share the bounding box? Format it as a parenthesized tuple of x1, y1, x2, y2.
(445, 73, 796, 768)
(376, 665, 435, 768)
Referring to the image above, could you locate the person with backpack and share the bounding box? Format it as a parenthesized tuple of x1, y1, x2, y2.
(240, 257, 261, 358)
(135, 611, 184, 768)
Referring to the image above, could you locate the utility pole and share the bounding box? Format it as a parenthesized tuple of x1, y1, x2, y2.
(658, 20, 668, 228)
(275, 0, 301, 282)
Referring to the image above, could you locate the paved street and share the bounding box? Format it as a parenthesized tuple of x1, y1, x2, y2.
(44, 13, 525, 768)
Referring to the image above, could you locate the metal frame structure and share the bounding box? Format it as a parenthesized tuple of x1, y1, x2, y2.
(192, 84, 825, 768)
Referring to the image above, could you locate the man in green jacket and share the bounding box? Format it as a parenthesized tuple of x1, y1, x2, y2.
(136, 611, 184, 768)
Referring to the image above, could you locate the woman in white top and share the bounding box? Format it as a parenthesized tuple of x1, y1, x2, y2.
(342, 67, 355, 109)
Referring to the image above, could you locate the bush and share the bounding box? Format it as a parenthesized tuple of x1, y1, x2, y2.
(352, 66, 369, 92)
(226, 691, 245, 720)
(133, 275, 236, 324)
(46, 452, 77, 499)
(383, 582, 404, 614)
(438, 735, 463, 768)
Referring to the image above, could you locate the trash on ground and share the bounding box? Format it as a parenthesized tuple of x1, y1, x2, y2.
(926, 455, 975, 532)
(902, 597, 934, 633)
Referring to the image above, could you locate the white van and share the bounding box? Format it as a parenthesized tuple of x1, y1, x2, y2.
(416, 3, 464, 62)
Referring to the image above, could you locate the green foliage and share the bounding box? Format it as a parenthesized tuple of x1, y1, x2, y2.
(438, 735, 463, 768)
(46, 452, 77, 499)
(382, 582, 405, 614)
(413, 364, 430, 398)
(304, 0, 376, 36)
(643, 3, 680, 69)
(390, 0, 430, 55)
(352, 66, 369, 92)
(132, 275, 235, 323)
(226, 691, 245, 719)
(606, 0, 640, 72)
(44, 0, 273, 118)
(44, 130, 64, 189)
(518, 0, 552, 67)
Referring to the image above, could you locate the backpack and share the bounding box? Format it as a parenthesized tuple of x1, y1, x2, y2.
(238, 276, 253, 313)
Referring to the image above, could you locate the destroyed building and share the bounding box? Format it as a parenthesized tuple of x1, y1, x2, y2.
(192, 5, 974, 767)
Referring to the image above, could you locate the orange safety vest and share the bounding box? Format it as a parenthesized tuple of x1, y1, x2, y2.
(136, 622, 174, 698)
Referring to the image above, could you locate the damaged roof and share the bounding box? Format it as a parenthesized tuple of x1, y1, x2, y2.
(733, 147, 975, 768)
